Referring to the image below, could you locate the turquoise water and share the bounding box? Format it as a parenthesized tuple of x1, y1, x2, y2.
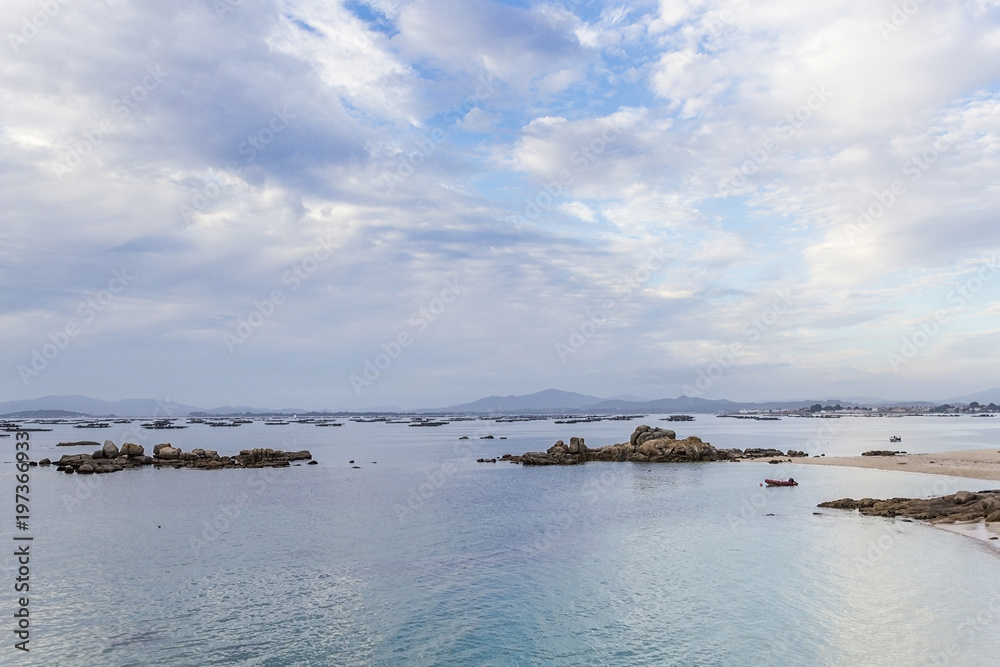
(3, 415, 1000, 665)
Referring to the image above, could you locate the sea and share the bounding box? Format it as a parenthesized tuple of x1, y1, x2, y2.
(3, 413, 1000, 666)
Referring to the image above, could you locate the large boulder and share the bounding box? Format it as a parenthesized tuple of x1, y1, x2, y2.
(156, 446, 181, 460)
(102, 440, 119, 458)
(630, 425, 676, 447)
(120, 442, 144, 457)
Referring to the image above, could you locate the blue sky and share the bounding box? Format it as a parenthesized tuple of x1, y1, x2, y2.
(2, 0, 1000, 410)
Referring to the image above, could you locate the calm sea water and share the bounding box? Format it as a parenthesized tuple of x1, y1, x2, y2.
(3, 415, 1000, 666)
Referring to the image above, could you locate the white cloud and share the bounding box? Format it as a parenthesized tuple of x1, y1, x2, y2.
(1, 0, 999, 407)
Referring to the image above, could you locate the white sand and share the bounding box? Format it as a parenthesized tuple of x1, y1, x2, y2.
(790, 449, 1000, 482)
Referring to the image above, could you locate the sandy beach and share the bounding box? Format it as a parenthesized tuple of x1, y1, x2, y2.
(777, 449, 1000, 550)
(791, 448, 1000, 482)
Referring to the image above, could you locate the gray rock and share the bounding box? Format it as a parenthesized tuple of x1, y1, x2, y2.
(102, 440, 119, 458)
(120, 442, 144, 457)
(156, 446, 181, 460)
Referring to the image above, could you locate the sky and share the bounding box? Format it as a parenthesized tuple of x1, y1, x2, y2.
(2, 0, 1000, 411)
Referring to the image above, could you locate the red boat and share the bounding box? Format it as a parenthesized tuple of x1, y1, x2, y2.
(764, 478, 798, 487)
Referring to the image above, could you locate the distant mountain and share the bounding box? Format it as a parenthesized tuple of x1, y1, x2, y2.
(427, 389, 606, 413)
(584, 397, 828, 413)
(0, 409, 87, 418)
(428, 390, 822, 415)
(945, 388, 1000, 405)
(198, 405, 309, 415)
(0, 395, 200, 417)
(606, 393, 650, 403)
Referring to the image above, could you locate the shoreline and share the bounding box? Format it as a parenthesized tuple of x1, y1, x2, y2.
(779, 448, 1000, 482)
(779, 448, 1000, 552)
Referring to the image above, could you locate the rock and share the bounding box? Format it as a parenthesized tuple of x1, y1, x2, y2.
(156, 446, 181, 460)
(120, 442, 144, 457)
(307, 460, 318, 465)
(102, 440, 119, 458)
(153, 443, 171, 456)
(743, 448, 786, 459)
(818, 498, 860, 510)
(820, 491, 1000, 524)
(520, 451, 559, 465)
(986, 510, 1000, 523)
(78, 463, 94, 474)
(505, 426, 728, 466)
(787, 450, 808, 457)
(634, 427, 676, 447)
(38, 458, 51, 466)
(56, 440, 101, 447)
(953, 491, 978, 505)
(862, 450, 903, 457)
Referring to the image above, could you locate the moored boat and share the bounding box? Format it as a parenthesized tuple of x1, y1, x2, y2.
(764, 478, 798, 487)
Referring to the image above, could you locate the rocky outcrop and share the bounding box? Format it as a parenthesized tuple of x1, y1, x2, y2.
(503, 426, 813, 466)
(39, 441, 314, 474)
(506, 426, 746, 465)
(742, 448, 788, 459)
(56, 440, 101, 447)
(818, 490, 1000, 524)
(862, 450, 905, 457)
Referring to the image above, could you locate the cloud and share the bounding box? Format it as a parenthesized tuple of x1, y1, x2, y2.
(2, 0, 999, 407)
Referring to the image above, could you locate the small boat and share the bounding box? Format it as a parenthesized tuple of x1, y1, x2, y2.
(764, 478, 798, 487)
(889, 435, 901, 442)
